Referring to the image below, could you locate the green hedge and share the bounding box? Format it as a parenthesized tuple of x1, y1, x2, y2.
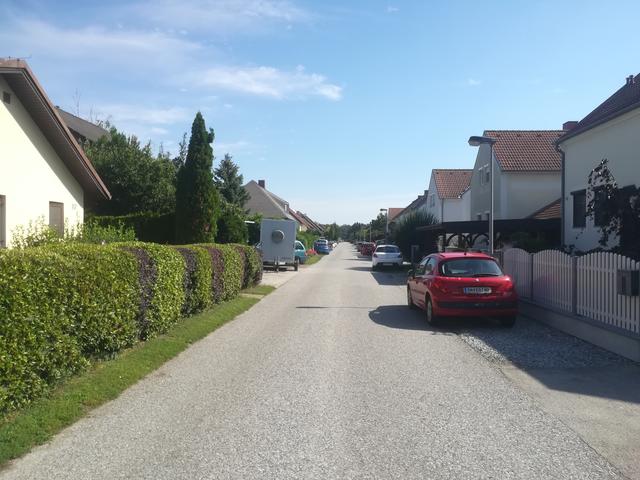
(90, 212, 175, 244)
(0, 241, 261, 415)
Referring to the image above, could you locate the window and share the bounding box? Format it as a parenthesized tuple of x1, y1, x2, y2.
(0, 195, 5, 248)
(375, 246, 400, 253)
(415, 256, 429, 275)
(485, 168, 490, 184)
(572, 190, 586, 228)
(478, 167, 484, 185)
(440, 258, 503, 277)
(424, 257, 437, 275)
(49, 202, 64, 236)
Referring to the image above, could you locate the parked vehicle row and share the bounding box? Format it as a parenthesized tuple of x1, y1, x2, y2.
(372, 245, 403, 269)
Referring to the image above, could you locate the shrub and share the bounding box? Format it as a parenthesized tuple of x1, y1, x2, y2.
(91, 212, 175, 244)
(236, 245, 262, 287)
(0, 249, 87, 413)
(69, 220, 137, 244)
(11, 216, 61, 249)
(216, 245, 243, 300)
(41, 243, 140, 357)
(175, 246, 212, 315)
(119, 242, 185, 339)
(216, 202, 248, 244)
(196, 245, 225, 303)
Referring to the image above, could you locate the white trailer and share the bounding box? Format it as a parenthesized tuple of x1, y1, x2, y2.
(260, 219, 299, 271)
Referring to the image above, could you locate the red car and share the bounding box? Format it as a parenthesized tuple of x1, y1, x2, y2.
(360, 242, 375, 257)
(406, 252, 518, 327)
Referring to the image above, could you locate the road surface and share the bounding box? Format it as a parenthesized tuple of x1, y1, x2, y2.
(2, 243, 624, 479)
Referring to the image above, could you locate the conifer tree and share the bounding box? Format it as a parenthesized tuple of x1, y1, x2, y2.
(175, 112, 220, 243)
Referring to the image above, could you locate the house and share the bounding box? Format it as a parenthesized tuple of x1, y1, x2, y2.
(424, 169, 472, 222)
(242, 179, 324, 233)
(557, 74, 640, 252)
(469, 129, 566, 221)
(393, 190, 429, 224)
(0, 59, 110, 248)
(55, 107, 109, 145)
(243, 180, 295, 221)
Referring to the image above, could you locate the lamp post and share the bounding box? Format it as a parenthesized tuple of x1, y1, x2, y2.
(468, 135, 497, 255)
(380, 208, 388, 243)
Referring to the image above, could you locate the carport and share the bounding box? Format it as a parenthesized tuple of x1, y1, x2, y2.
(416, 218, 560, 251)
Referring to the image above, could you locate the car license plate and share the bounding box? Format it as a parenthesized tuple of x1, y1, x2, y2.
(464, 287, 492, 294)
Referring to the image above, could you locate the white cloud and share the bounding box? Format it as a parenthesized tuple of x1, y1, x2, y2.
(191, 65, 342, 100)
(132, 0, 309, 32)
(466, 78, 481, 87)
(0, 19, 201, 68)
(95, 104, 191, 125)
(386, 6, 399, 13)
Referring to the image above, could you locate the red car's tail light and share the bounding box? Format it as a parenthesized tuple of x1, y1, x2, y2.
(431, 277, 451, 294)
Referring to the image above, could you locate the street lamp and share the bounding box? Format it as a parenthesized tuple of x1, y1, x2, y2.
(380, 208, 388, 242)
(468, 135, 497, 255)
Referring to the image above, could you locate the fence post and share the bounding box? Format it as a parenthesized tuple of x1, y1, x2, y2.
(571, 255, 578, 315)
(530, 252, 535, 301)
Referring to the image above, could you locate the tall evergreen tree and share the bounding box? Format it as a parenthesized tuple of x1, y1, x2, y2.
(214, 154, 250, 207)
(175, 112, 221, 243)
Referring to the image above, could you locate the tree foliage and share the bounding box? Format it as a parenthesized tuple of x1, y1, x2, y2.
(586, 158, 640, 257)
(175, 112, 221, 244)
(84, 127, 176, 216)
(214, 154, 250, 208)
(391, 209, 438, 259)
(216, 202, 249, 244)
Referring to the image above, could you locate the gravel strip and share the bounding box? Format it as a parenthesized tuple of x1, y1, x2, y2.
(457, 316, 632, 369)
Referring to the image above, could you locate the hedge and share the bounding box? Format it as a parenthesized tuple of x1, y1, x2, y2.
(89, 212, 175, 244)
(0, 241, 261, 415)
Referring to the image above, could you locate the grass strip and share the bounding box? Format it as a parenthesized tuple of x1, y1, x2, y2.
(304, 254, 324, 266)
(0, 295, 262, 466)
(242, 284, 276, 296)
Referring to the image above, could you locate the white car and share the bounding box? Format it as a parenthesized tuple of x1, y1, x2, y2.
(372, 245, 403, 270)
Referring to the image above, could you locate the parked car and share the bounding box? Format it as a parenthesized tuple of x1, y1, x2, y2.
(372, 245, 403, 270)
(314, 239, 330, 254)
(360, 242, 375, 257)
(295, 240, 307, 264)
(406, 252, 517, 327)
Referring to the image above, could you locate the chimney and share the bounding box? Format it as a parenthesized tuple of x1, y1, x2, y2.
(258, 179, 265, 188)
(626, 75, 635, 86)
(563, 121, 578, 131)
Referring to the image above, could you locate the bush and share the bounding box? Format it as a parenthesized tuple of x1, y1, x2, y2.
(69, 220, 137, 244)
(11, 216, 61, 249)
(41, 243, 140, 356)
(0, 249, 87, 413)
(216, 202, 248, 244)
(216, 245, 244, 300)
(90, 212, 175, 244)
(119, 242, 185, 339)
(175, 246, 212, 315)
(0, 240, 260, 415)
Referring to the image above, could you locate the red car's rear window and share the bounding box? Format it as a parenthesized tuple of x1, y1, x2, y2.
(439, 258, 503, 277)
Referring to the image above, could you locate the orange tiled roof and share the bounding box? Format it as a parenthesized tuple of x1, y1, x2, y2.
(528, 198, 561, 219)
(484, 130, 564, 172)
(433, 169, 472, 199)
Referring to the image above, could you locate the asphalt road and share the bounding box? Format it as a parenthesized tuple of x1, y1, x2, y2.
(2, 243, 623, 479)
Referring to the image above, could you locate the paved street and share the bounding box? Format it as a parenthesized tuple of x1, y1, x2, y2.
(2, 243, 629, 479)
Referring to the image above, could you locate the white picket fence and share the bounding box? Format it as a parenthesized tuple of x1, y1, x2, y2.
(503, 248, 640, 336)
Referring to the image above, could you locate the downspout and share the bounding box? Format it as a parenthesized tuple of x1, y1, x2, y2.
(555, 142, 566, 248)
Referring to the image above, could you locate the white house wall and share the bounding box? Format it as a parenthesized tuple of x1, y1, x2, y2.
(424, 173, 442, 222)
(502, 172, 560, 219)
(0, 76, 84, 247)
(561, 108, 640, 251)
(470, 143, 501, 220)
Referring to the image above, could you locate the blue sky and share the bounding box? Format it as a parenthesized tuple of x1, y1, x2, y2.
(1, 0, 639, 224)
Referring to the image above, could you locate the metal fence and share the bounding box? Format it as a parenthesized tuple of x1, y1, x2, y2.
(502, 248, 640, 336)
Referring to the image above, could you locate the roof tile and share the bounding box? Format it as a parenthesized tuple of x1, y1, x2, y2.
(433, 170, 472, 199)
(484, 130, 564, 172)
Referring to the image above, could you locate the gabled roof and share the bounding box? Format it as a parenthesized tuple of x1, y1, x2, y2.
(559, 74, 640, 143)
(243, 180, 294, 220)
(0, 58, 110, 200)
(527, 198, 561, 220)
(401, 191, 429, 214)
(288, 209, 310, 229)
(433, 169, 472, 199)
(56, 107, 109, 143)
(296, 211, 323, 232)
(484, 130, 564, 172)
(387, 207, 404, 222)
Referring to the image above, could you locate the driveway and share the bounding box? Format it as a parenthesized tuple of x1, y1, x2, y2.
(1, 243, 630, 479)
